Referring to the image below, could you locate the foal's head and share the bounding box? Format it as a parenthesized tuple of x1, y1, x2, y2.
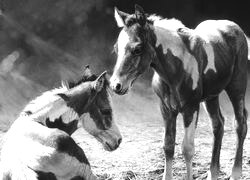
(110, 5, 155, 95)
(61, 66, 122, 151)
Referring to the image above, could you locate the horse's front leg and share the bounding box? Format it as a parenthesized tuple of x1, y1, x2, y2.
(181, 104, 199, 180)
(160, 99, 178, 180)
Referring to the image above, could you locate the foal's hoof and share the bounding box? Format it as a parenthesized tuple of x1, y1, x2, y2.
(230, 167, 242, 180)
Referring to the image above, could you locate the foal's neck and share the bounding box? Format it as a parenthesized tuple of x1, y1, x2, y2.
(151, 25, 185, 86)
(23, 92, 79, 135)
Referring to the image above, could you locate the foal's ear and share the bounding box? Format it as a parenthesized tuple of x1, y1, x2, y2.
(82, 65, 93, 79)
(92, 71, 107, 92)
(134, 4, 146, 26)
(114, 7, 129, 28)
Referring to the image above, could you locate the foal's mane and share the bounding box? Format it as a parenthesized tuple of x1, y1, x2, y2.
(22, 73, 109, 116)
(22, 84, 69, 116)
(147, 14, 186, 31)
(113, 14, 186, 52)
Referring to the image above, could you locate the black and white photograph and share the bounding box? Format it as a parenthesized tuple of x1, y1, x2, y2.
(0, 0, 249, 179)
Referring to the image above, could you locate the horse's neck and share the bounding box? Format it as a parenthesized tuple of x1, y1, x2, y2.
(151, 24, 200, 91)
(151, 25, 185, 85)
(23, 91, 79, 134)
(28, 97, 75, 123)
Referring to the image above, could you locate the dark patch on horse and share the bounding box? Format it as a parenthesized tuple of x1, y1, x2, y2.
(182, 103, 199, 128)
(35, 171, 57, 180)
(45, 117, 78, 135)
(57, 93, 70, 102)
(177, 27, 206, 66)
(56, 135, 90, 165)
(68, 75, 98, 89)
(154, 45, 202, 111)
(24, 110, 32, 115)
(70, 176, 85, 180)
(57, 92, 90, 117)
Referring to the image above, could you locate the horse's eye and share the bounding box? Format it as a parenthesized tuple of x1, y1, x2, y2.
(100, 109, 112, 116)
(132, 46, 143, 56)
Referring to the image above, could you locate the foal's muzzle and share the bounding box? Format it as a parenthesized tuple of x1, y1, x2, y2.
(104, 137, 122, 151)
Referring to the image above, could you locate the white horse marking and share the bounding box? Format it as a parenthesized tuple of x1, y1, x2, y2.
(117, 30, 129, 67)
(154, 26, 199, 90)
(203, 42, 216, 73)
(182, 110, 198, 180)
(114, 8, 125, 27)
(182, 52, 199, 90)
(110, 29, 130, 89)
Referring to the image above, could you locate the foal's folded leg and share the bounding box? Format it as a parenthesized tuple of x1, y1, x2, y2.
(45, 134, 97, 180)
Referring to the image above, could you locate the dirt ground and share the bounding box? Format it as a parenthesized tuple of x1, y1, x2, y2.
(0, 77, 250, 180)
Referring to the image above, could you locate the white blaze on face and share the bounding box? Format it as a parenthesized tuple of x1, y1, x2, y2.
(110, 29, 130, 89)
(115, 30, 130, 71)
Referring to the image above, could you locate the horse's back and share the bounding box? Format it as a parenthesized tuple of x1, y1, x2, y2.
(195, 20, 248, 98)
(196, 20, 248, 56)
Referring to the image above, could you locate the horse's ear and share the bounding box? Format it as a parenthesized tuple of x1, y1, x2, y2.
(114, 7, 129, 27)
(82, 65, 92, 79)
(92, 71, 107, 92)
(135, 4, 146, 26)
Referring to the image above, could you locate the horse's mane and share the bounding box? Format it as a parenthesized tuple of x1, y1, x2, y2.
(21, 73, 109, 116)
(147, 14, 186, 31)
(22, 84, 69, 116)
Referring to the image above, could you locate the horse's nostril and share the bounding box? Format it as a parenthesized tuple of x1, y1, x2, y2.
(115, 83, 122, 92)
(117, 138, 122, 145)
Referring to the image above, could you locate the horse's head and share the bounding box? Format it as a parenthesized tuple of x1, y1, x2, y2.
(61, 66, 122, 151)
(110, 5, 155, 95)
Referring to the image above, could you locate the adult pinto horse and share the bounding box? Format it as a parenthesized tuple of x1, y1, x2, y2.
(0, 66, 122, 180)
(110, 5, 248, 180)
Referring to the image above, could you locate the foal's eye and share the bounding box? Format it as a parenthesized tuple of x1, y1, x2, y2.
(132, 46, 143, 56)
(100, 109, 112, 116)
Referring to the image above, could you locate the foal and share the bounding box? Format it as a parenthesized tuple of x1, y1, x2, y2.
(0, 66, 122, 180)
(110, 5, 248, 180)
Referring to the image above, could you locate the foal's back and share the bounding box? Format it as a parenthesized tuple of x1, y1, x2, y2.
(196, 20, 247, 51)
(194, 20, 248, 98)
(0, 116, 93, 180)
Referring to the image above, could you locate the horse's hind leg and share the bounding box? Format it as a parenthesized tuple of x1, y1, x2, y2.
(204, 97, 225, 180)
(225, 80, 248, 179)
(226, 90, 248, 179)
